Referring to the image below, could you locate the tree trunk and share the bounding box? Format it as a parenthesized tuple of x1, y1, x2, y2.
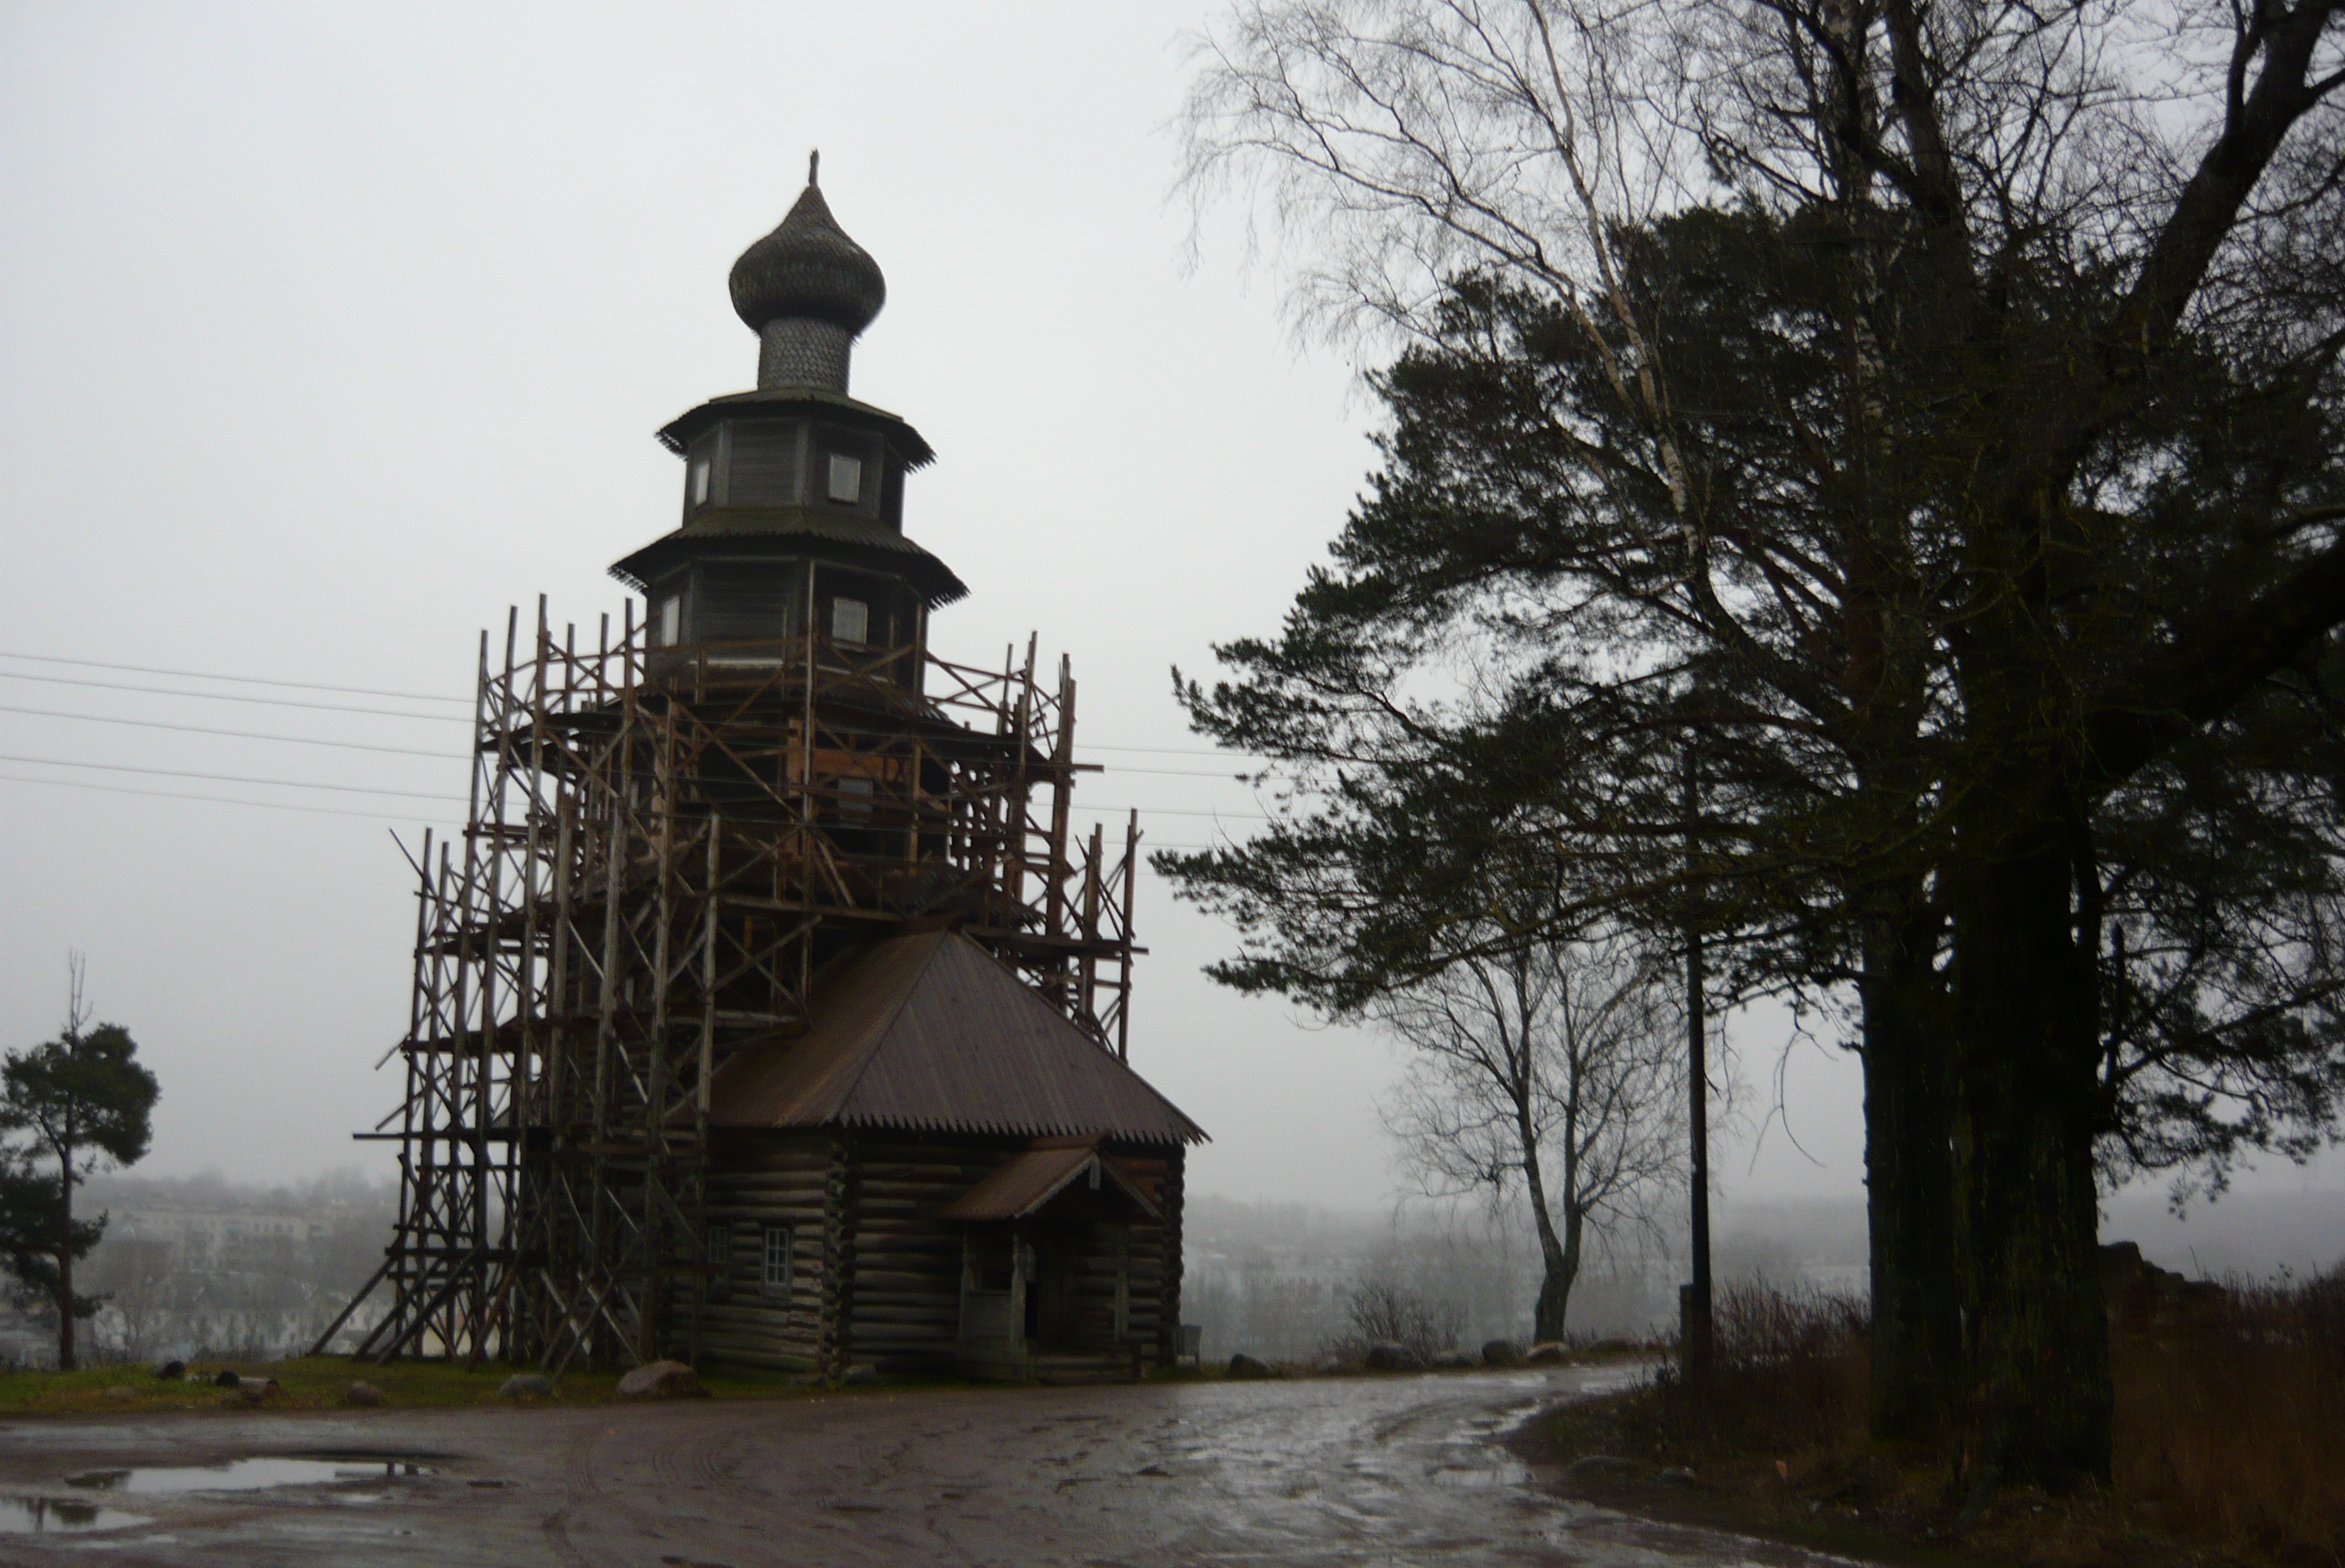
(1519, 1106, 1577, 1343)
(1860, 909, 1959, 1443)
(1949, 814, 2111, 1491)
(56, 1179, 76, 1372)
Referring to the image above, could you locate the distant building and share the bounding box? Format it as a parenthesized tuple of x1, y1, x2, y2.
(104, 1209, 331, 1270)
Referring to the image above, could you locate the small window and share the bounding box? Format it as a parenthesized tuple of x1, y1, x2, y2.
(837, 775, 875, 821)
(826, 452, 863, 503)
(761, 1225, 791, 1296)
(657, 594, 682, 647)
(831, 596, 869, 645)
(690, 456, 713, 506)
(706, 1223, 732, 1271)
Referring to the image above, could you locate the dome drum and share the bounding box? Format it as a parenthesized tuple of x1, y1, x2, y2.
(759, 319, 855, 393)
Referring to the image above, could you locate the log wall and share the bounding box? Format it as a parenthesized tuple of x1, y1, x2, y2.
(693, 1129, 1185, 1377)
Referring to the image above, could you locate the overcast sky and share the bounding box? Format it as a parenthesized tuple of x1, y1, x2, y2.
(2, 3, 2335, 1250)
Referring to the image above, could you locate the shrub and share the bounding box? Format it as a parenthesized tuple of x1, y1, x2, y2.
(1329, 1277, 1467, 1363)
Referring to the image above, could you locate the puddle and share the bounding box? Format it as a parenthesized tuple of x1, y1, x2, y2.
(0, 1496, 153, 1535)
(65, 1457, 436, 1496)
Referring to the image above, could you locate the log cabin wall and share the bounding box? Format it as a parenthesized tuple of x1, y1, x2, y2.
(1101, 1140, 1180, 1368)
(1146, 1144, 1185, 1368)
(845, 1135, 1011, 1373)
(693, 1130, 830, 1369)
(693, 1129, 1184, 1377)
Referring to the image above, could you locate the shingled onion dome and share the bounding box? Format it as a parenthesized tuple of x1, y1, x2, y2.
(729, 151, 886, 393)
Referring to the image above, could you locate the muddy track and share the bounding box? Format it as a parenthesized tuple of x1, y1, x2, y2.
(0, 1367, 1851, 1566)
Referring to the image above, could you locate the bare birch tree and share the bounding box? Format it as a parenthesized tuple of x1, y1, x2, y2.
(1377, 921, 1685, 1343)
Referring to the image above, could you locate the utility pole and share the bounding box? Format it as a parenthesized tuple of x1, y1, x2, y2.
(1680, 745, 1714, 1391)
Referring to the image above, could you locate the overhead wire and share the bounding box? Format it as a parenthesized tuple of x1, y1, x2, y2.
(0, 750, 1266, 818)
(0, 670, 470, 721)
(0, 656, 1284, 759)
(0, 754, 464, 800)
(0, 704, 457, 757)
(0, 773, 457, 823)
(0, 649, 473, 704)
(0, 642, 1313, 764)
(0, 703, 1281, 786)
(0, 772, 1230, 847)
(1, 655, 1294, 824)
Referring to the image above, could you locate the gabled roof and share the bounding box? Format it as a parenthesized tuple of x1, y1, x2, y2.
(703, 931, 1206, 1146)
(939, 1139, 1164, 1222)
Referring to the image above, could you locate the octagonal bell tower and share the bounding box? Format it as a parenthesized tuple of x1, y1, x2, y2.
(613, 153, 965, 673)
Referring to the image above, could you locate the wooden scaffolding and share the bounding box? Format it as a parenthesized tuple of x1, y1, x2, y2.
(316, 599, 1141, 1370)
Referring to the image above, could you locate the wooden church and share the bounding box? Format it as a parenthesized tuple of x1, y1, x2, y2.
(625, 165, 1205, 1382)
(343, 158, 1204, 1384)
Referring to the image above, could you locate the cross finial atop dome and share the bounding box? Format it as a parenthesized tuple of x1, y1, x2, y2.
(809, 147, 819, 186)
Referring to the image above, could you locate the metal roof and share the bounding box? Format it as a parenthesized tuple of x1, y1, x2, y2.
(655, 388, 936, 466)
(703, 931, 1206, 1145)
(606, 512, 968, 604)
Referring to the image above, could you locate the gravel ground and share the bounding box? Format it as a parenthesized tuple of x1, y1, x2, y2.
(0, 1366, 1851, 1566)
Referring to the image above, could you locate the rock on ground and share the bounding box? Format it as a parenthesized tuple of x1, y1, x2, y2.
(344, 1380, 386, 1407)
(1226, 1353, 1274, 1379)
(616, 1359, 708, 1399)
(1364, 1342, 1425, 1373)
(1480, 1340, 1524, 1367)
(219, 1377, 282, 1408)
(1524, 1342, 1572, 1365)
(498, 1373, 555, 1400)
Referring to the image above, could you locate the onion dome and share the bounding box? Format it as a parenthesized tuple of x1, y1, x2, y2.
(728, 152, 886, 337)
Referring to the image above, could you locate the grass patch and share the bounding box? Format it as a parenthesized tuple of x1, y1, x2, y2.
(1519, 1278, 2345, 1568)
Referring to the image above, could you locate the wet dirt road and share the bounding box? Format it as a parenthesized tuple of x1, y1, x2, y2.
(0, 1368, 1842, 1567)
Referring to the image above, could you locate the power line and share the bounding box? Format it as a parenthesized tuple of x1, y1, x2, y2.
(0, 649, 1282, 759)
(0, 651, 1284, 759)
(1073, 741, 1270, 759)
(0, 755, 464, 801)
(0, 773, 454, 823)
(0, 773, 1228, 846)
(0, 670, 468, 722)
(0, 705, 458, 758)
(1079, 804, 1271, 820)
(0, 748, 1260, 819)
(0, 650, 472, 704)
(0, 702, 1280, 789)
(1098, 762, 1260, 779)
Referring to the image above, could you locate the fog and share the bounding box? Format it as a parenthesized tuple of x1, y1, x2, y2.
(2, 3, 2337, 1270)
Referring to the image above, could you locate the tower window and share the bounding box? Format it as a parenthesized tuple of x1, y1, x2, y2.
(837, 775, 875, 822)
(690, 455, 713, 506)
(707, 1223, 731, 1271)
(831, 596, 869, 645)
(826, 452, 863, 503)
(657, 594, 682, 647)
(762, 1225, 791, 1296)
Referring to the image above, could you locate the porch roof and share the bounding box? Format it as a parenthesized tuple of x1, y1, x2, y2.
(939, 1140, 1163, 1222)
